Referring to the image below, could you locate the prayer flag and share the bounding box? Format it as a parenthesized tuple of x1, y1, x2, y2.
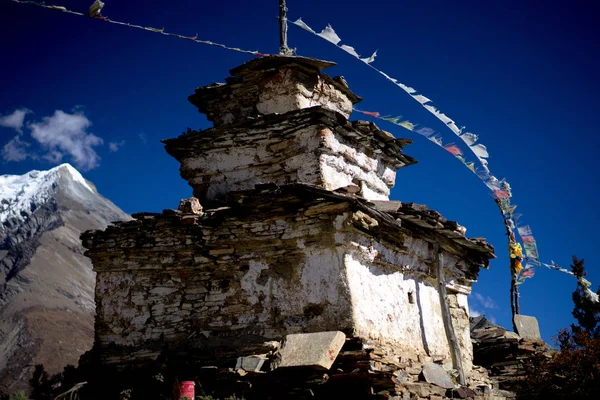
(521, 235, 535, 243)
(517, 225, 533, 236)
(494, 190, 510, 199)
(361, 111, 380, 118)
(398, 120, 415, 130)
(460, 132, 478, 146)
(292, 18, 316, 34)
(412, 94, 432, 104)
(523, 242, 539, 259)
(443, 144, 463, 156)
(318, 24, 341, 45)
(382, 115, 403, 124)
(360, 50, 378, 64)
(341, 45, 359, 58)
(415, 127, 435, 137)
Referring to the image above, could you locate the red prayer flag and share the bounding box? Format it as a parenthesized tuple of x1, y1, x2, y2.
(521, 235, 535, 243)
(494, 190, 509, 199)
(361, 111, 381, 118)
(521, 268, 535, 278)
(443, 144, 463, 156)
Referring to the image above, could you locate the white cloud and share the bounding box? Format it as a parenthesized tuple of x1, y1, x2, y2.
(473, 292, 498, 309)
(2, 135, 32, 162)
(29, 110, 103, 171)
(139, 132, 147, 144)
(468, 302, 497, 324)
(470, 307, 482, 318)
(0, 108, 31, 133)
(108, 140, 125, 152)
(43, 150, 64, 164)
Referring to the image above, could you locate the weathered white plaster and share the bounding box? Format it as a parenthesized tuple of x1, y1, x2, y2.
(340, 233, 474, 371)
(240, 260, 269, 306)
(320, 128, 393, 200)
(180, 124, 398, 201)
(344, 252, 445, 358)
(455, 292, 474, 371)
(256, 69, 353, 118)
(239, 247, 352, 336)
(89, 197, 482, 372)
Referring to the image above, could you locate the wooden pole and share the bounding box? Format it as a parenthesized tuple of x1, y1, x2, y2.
(434, 244, 466, 386)
(279, 0, 291, 55)
(494, 198, 520, 332)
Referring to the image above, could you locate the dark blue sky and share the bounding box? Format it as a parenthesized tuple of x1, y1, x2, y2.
(1, 0, 599, 342)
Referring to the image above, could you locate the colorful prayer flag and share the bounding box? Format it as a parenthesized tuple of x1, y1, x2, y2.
(523, 242, 539, 259)
(361, 111, 381, 118)
(521, 266, 535, 278)
(521, 235, 535, 243)
(517, 225, 533, 236)
(443, 144, 463, 156)
(398, 120, 415, 130)
(429, 135, 443, 146)
(494, 190, 510, 199)
(415, 127, 435, 137)
(382, 115, 403, 124)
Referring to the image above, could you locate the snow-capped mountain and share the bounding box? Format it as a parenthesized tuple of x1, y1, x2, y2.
(0, 163, 95, 224)
(0, 163, 129, 395)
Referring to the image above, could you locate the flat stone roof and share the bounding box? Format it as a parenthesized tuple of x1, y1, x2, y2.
(86, 183, 495, 273)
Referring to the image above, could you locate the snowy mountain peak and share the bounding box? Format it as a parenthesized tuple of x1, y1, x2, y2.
(0, 163, 94, 224)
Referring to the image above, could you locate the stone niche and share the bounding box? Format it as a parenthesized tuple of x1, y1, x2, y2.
(163, 56, 416, 203)
(82, 184, 494, 372)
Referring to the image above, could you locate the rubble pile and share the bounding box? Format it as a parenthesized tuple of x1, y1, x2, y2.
(180, 333, 515, 400)
(471, 316, 553, 392)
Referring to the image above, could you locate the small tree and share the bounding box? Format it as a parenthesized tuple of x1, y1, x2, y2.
(570, 256, 600, 337)
(517, 255, 600, 399)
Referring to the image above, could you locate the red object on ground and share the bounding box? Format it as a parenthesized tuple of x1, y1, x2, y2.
(174, 381, 195, 400)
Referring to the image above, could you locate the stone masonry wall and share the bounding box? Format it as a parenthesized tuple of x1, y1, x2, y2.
(83, 186, 489, 370)
(342, 231, 474, 372)
(188, 57, 360, 127)
(164, 108, 416, 203)
(87, 198, 353, 365)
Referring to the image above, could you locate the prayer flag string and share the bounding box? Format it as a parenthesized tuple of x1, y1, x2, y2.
(9, 2, 595, 300)
(11, 0, 268, 57)
(292, 18, 597, 298)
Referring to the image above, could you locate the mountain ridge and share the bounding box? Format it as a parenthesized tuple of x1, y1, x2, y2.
(0, 163, 129, 395)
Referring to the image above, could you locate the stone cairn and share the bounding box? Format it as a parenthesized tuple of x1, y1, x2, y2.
(81, 56, 514, 399)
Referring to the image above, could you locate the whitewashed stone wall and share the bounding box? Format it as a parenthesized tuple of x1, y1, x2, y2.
(165, 110, 414, 203)
(342, 233, 474, 371)
(255, 68, 354, 119)
(83, 189, 484, 370)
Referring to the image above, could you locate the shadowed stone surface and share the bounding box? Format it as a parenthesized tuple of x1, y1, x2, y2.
(513, 315, 541, 340)
(276, 331, 346, 370)
(422, 362, 456, 389)
(235, 355, 267, 372)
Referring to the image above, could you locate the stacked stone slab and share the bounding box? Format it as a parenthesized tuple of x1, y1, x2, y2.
(165, 56, 414, 203)
(82, 56, 507, 398)
(471, 316, 553, 393)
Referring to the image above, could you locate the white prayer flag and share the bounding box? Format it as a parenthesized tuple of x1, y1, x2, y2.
(318, 24, 342, 45)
